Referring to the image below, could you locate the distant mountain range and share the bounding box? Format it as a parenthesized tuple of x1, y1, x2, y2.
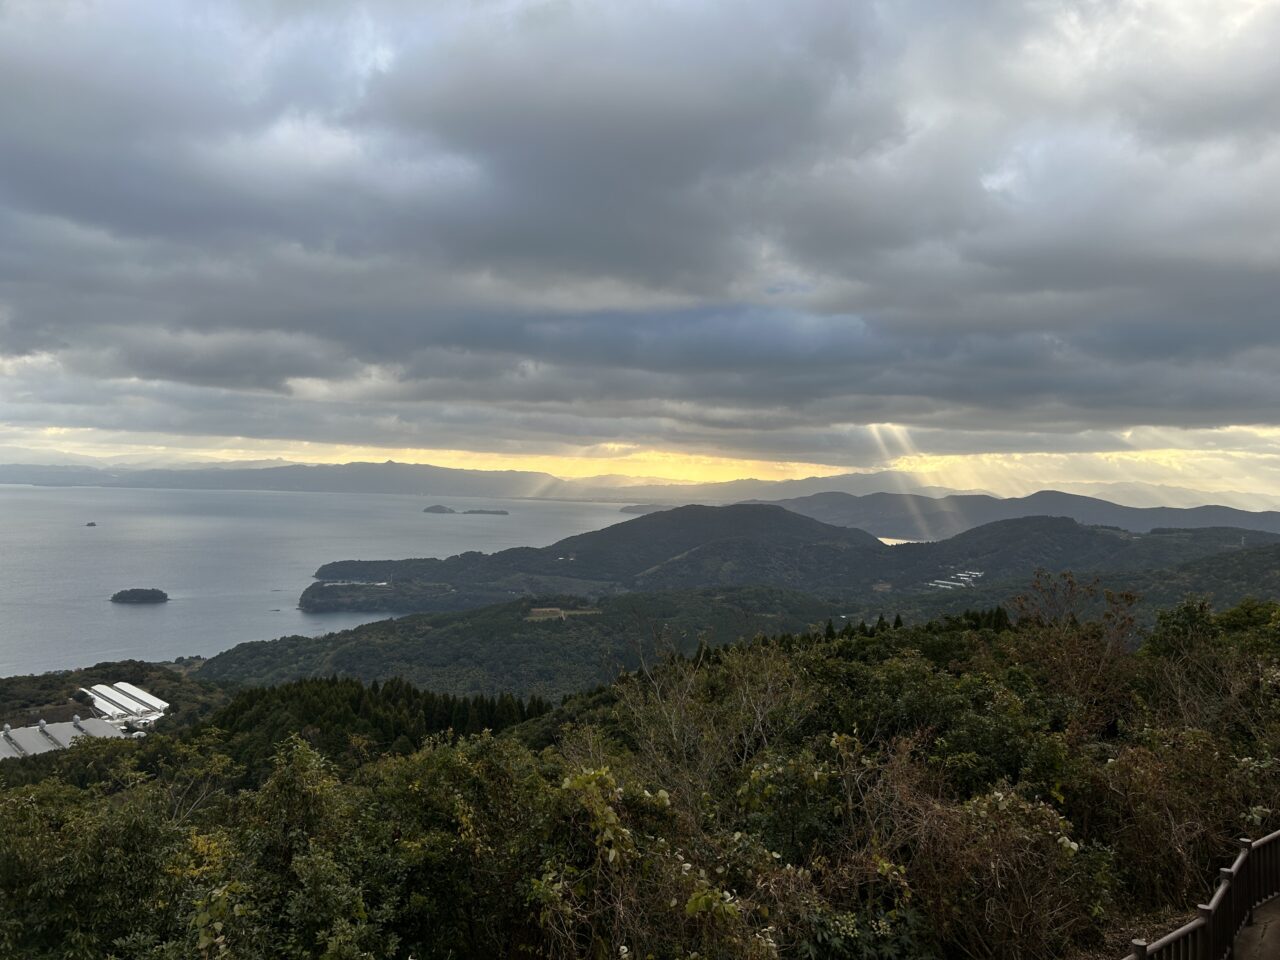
(297, 503, 1280, 615)
(760, 490, 1280, 539)
(581, 470, 972, 502)
(5, 455, 1280, 511)
(1045, 481, 1280, 511)
(0, 461, 586, 499)
(0, 459, 965, 501)
(0, 457, 980, 502)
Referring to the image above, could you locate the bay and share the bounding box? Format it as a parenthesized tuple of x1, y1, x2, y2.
(0, 485, 628, 676)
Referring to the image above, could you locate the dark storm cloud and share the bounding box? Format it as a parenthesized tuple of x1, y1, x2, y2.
(1, 0, 1279, 466)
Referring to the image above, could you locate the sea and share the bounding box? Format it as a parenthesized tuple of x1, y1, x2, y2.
(0, 485, 629, 677)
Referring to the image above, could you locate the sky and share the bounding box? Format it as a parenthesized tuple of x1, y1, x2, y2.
(1, 0, 1279, 493)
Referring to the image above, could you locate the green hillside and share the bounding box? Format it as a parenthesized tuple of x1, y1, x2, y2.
(4, 594, 1278, 959)
(873, 539, 1280, 626)
(1106, 542, 1280, 607)
(299, 505, 1280, 615)
(206, 514, 1280, 699)
(301, 504, 883, 612)
(200, 587, 835, 696)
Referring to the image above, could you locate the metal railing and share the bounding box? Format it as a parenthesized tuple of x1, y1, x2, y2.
(1125, 828, 1280, 960)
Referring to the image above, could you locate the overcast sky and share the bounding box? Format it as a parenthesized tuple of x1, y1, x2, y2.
(1, 0, 1279, 490)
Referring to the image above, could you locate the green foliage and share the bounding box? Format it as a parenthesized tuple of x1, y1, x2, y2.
(198, 588, 835, 698)
(1145, 597, 1221, 657)
(2, 596, 1278, 958)
(204, 676, 549, 780)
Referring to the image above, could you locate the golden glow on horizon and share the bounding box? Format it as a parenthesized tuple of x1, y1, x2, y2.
(889, 449, 1280, 498)
(7, 427, 852, 484)
(261, 444, 854, 483)
(5, 424, 1280, 496)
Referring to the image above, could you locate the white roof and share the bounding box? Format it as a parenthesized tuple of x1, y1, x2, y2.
(90, 684, 155, 716)
(80, 717, 126, 738)
(6, 726, 60, 755)
(46, 718, 125, 744)
(0, 717, 126, 761)
(112, 681, 169, 712)
(80, 688, 127, 718)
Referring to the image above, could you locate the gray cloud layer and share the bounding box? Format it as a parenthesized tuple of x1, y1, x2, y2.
(1, 0, 1279, 467)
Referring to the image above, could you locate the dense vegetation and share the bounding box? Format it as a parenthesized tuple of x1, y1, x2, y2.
(200, 588, 835, 697)
(895, 543, 1280, 626)
(211, 523, 1280, 699)
(0, 675, 547, 791)
(204, 676, 550, 781)
(3, 582, 1278, 959)
(298, 504, 1280, 615)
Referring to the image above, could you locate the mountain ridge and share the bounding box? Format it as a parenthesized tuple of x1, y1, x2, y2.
(0, 459, 965, 502)
(6, 456, 1280, 512)
(299, 504, 1280, 614)
(760, 489, 1280, 539)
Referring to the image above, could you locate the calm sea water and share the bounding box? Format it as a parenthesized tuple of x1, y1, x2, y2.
(0, 486, 629, 677)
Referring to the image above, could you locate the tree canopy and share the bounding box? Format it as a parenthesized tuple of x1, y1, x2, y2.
(2, 587, 1278, 959)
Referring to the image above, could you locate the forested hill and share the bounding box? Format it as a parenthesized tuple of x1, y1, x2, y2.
(301, 504, 1280, 614)
(1102, 541, 1280, 610)
(543, 502, 884, 579)
(200, 587, 835, 696)
(206, 532, 1280, 697)
(893, 517, 1280, 576)
(6, 596, 1280, 959)
(865, 540, 1280, 628)
(302, 504, 883, 612)
(764, 489, 1280, 540)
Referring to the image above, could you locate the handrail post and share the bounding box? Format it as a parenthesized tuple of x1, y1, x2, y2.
(1237, 838, 1254, 926)
(1198, 904, 1214, 960)
(1131, 939, 1147, 960)
(1221, 866, 1237, 940)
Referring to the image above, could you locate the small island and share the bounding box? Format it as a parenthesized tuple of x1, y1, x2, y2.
(110, 588, 169, 604)
(423, 505, 509, 515)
